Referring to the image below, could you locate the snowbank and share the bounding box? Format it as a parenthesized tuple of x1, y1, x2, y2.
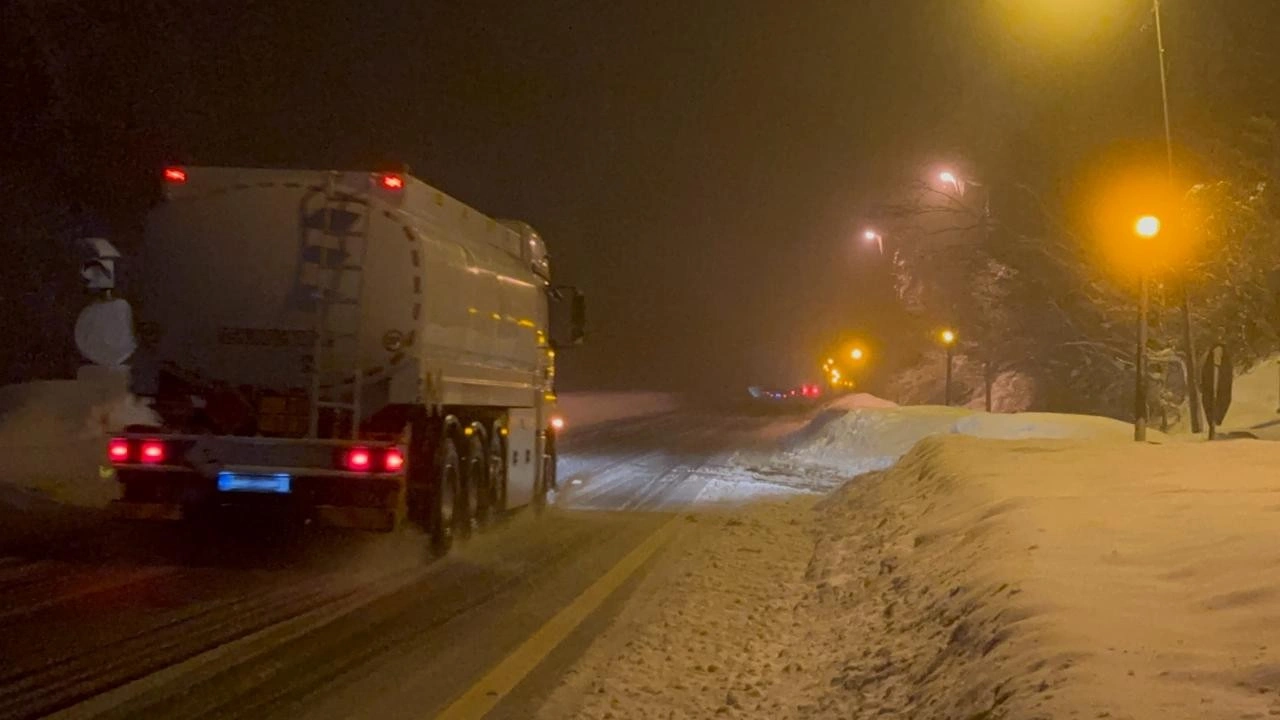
(554, 391, 680, 430)
(782, 404, 1141, 477)
(0, 371, 156, 508)
(797, 435, 1280, 718)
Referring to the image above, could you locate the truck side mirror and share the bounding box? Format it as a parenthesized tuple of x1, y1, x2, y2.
(549, 286, 586, 348)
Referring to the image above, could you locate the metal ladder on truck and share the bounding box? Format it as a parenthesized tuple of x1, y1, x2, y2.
(305, 173, 370, 439)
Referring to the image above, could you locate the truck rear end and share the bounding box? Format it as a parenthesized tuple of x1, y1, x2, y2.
(114, 166, 419, 530)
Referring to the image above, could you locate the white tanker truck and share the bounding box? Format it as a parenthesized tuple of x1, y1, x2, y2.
(107, 166, 584, 555)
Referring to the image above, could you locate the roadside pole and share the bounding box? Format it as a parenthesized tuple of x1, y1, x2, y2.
(1135, 273, 1150, 442)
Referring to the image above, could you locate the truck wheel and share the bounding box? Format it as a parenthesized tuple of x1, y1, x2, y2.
(463, 433, 486, 532)
(430, 437, 462, 557)
(534, 440, 555, 515)
(487, 432, 508, 517)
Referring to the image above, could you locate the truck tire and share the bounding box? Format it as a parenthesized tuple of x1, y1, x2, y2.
(462, 433, 486, 534)
(487, 431, 508, 517)
(533, 436, 555, 515)
(429, 437, 462, 557)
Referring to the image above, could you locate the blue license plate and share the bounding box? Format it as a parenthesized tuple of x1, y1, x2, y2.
(217, 472, 291, 494)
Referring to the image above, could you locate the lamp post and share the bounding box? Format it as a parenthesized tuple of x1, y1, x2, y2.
(940, 329, 958, 406)
(1143, 0, 1201, 433)
(1134, 214, 1161, 441)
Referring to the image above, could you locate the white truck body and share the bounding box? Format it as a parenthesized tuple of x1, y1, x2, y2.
(112, 166, 579, 540)
(138, 167, 552, 413)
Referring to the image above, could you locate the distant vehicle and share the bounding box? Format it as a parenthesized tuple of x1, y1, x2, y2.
(747, 384, 821, 402)
(109, 166, 585, 556)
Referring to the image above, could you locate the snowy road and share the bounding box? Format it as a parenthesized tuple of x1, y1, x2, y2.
(0, 406, 809, 720)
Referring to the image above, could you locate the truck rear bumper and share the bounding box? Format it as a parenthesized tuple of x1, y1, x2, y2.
(114, 468, 404, 532)
(111, 499, 397, 531)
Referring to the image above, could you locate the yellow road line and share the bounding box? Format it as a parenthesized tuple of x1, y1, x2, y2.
(435, 515, 680, 720)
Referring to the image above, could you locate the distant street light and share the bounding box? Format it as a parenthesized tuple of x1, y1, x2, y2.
(1133, 215, 1160, 441)
(851, 347, 865, 361)
(862, 229, 884, 255)
(939, 329, 958, 406)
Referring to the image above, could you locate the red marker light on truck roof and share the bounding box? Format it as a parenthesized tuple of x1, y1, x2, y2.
(139, 440, 167, 464)
(162, 167, 187, 184)
(108, 438, 130, 462)
(379, 174, 404, 191)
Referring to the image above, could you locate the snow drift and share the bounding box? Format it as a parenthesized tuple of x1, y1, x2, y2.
(800, 434, 1280, 718)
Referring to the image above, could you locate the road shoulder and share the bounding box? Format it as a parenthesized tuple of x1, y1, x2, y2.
(534, 497, 821, 719)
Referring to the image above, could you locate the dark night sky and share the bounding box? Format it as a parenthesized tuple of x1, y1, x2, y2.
(7, 1, 1279, 392)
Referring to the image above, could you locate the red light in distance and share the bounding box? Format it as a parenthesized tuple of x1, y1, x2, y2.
(379, 174, 404, 191)
(345, 447, 372, 472)
(162, 167, 187, 184)
(108, 439, 130, 462)
(383, 448, 405, 472)
(139, 440, 166, 464)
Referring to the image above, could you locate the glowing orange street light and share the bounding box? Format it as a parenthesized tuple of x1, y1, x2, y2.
(1135, 214, 1160, 238)
(851, 347, 865, 361)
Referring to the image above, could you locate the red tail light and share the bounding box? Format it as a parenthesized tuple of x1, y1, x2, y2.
(139, 440, 167, 464)
(378, 173, 404, 191)
(345, 447, 372, 472)
(162, 166, 187, 184)
(383, 448, 405, 472)
(108, 438, 130, 463)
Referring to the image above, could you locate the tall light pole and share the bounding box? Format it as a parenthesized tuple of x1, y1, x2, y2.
(1152, 0, 1203, 434)
(1134, 215, 1161, 441)
(939, 171, 994, 410)
(940, 329, 958, 406)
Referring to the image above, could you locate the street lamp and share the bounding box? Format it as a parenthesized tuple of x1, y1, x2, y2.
(1133, 214, 1160, 441)
(851, 347, 865, 361)
(940, 329, 958, 406)
(939, 171, 960, 193)
(862, 229, 884, 255)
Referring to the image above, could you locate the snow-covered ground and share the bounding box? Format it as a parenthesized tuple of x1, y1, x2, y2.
(541, 402, 1280, 719)
(750, 402, 1145, 488)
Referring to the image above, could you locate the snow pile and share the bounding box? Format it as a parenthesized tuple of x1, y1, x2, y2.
(783, 405, 1140, 477)
(795, 435, 1280, 718)
(0, 371, 157, 507)
(554, 392, 680, 430)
